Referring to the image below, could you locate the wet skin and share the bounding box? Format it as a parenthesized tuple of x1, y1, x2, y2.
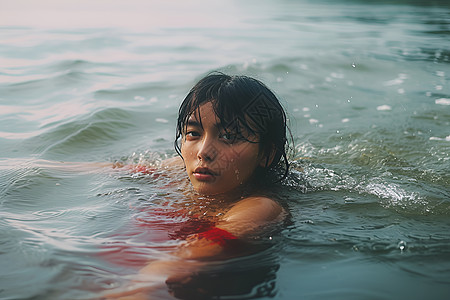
(181, 101, 266, 196)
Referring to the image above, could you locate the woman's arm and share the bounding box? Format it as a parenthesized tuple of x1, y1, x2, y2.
(164, 196, 284, 261)
(0, 156, 184, 174)
(0, 158, 114, 173)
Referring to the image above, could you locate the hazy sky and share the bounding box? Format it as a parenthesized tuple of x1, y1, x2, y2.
(0, 0, 241, 30)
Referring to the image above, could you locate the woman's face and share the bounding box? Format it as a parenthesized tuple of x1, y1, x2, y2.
(181, 101, 264, 195)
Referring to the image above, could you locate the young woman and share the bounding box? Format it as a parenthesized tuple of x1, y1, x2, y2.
(103, 73, 292, 299)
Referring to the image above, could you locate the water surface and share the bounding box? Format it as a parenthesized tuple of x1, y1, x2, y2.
(1, 0, 449, 299)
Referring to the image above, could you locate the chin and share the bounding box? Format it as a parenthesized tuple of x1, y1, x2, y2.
(194, 188, 220, 196)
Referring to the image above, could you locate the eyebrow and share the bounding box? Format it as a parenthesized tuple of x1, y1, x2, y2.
(186, 115, 224, 129)
(187, 120, 230, 133)
(186, 119, 202, 127)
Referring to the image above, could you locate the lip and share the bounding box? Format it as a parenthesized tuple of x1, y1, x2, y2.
(193, 167, 217, 181)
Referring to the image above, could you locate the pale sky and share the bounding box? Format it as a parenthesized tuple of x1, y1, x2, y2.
(0, 0, 240, 30)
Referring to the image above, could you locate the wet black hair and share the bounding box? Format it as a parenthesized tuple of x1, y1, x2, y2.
(175, 72, 291, 182)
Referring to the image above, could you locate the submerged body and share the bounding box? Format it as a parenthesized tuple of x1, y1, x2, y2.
(103, 154, 286, 299)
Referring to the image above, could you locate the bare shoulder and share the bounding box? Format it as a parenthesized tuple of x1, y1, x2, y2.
(225, 196, 284, 222)
(219, 196, 286, 237)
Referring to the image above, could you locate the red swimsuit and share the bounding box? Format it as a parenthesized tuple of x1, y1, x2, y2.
(101, 165, 237, 268)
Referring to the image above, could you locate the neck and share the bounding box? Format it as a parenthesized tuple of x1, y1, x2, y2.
(195, 182, 260, 204)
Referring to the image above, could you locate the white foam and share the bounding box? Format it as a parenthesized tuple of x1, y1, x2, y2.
(364, 182, 421, 207)
(377, 105, 392, 111)
(331, 72, 344, 79)
(384, 78, 403, 86)
(155, 118, 169, 123)
(429, 136, 450, 141)
(384, 73, 408, 86)
(435, 98, 450, 105)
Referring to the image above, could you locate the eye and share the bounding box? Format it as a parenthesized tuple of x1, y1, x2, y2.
(185, 130, 200, 139)
(220, 131, 240, 144)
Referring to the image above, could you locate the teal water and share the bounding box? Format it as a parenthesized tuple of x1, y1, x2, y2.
(1, 0, 449, 299)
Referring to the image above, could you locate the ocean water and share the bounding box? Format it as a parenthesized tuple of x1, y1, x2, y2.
(1, 0, 449, 299)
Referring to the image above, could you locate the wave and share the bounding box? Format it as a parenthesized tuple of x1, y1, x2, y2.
(22, 108, 136, 158)
(291, 125, 449, 215)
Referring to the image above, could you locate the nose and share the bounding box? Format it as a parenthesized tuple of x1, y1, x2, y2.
(197, 135, 217, 162)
